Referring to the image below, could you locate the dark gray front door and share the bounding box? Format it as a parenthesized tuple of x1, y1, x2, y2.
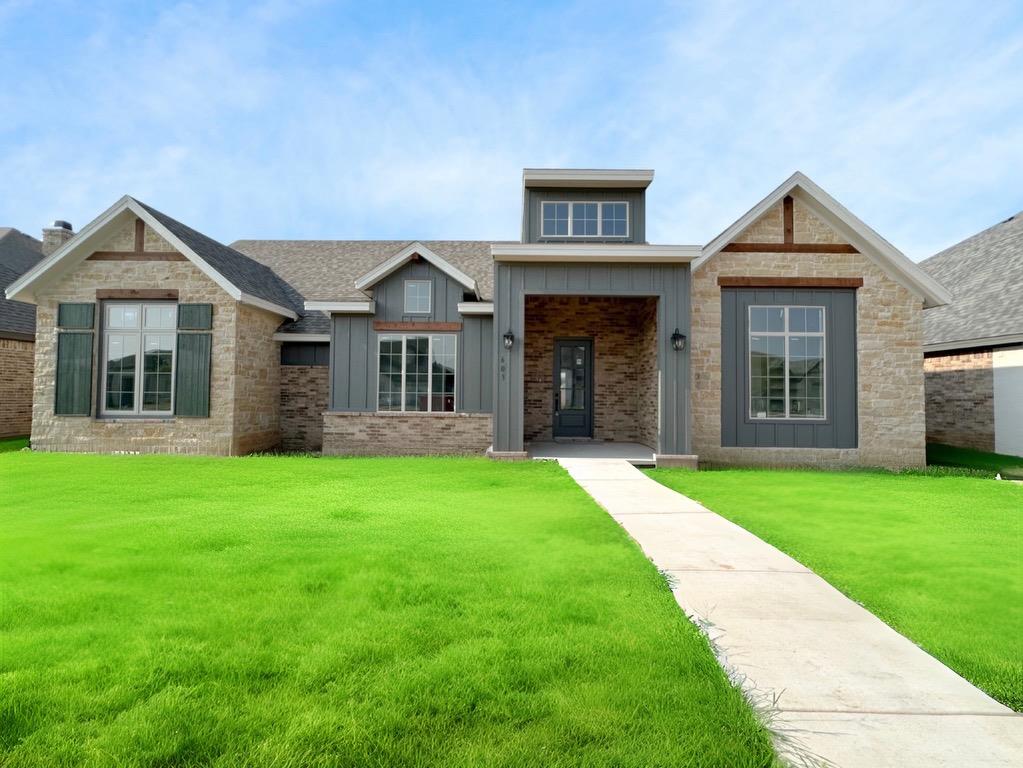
(553, 339, 592, 438)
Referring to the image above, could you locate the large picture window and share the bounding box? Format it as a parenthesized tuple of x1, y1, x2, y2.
(749, 305, 825, 420)
(101, 303, 177, 416)
(541, 201, 629, 237)
(378, 334, 456, 412)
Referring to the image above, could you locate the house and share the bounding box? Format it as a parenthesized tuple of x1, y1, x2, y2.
(4, 169, 949, 467)
(918, 212, 1023, 457)
(0, 224, 60, 437)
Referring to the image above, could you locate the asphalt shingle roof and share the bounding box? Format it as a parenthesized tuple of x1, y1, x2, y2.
(134, 200, 304, 317)
(0, 229, 43, 338)
(919, 211, 1023, 348)
(231, 240, 502, 335)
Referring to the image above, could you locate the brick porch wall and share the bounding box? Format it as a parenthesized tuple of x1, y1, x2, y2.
(923, 350, 995, 451)
(281, 365, 329, 451)
(523, 296, 658, 447)
(322, 412, 492, 456)
(0, 338, 34, 438)
(635, 299, 659, 450)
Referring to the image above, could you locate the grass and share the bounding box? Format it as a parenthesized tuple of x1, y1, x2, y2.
(646, 467, 1023, 710)
(927, 442, 1023, 478)
(0, 436, 28, 453)
(0, 453, 776, 767)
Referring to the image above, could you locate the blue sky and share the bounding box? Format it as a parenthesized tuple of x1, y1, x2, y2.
(1, 0, 1021, 261)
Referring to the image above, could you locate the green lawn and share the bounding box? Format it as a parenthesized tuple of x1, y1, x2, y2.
(0, 453, 775, 768)
(0, 436, 28, 453)
(646, 467, 1023, 710)
(927, 442, 1023, 478)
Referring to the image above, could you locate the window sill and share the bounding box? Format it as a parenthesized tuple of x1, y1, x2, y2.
(371, 411, 461, 416)
(746, 417, 829, 425)
(96, 417, 177, 423)
(537, 236, 631, 243)
(325, 411, 479, 418)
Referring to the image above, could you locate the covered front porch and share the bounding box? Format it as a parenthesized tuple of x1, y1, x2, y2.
(523, 295, 659, 448)
(489, 258, 696, 465)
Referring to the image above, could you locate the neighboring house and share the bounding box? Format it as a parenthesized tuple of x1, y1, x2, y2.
(4, 169, 949, 467)
(918, 212, 1023, 457)
(0, 224, 58, 437)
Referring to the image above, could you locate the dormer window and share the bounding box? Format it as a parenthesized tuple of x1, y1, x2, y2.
(602, 202, 628, 236)
(572, 203, 598, 236)
(541, 201, 629, 238)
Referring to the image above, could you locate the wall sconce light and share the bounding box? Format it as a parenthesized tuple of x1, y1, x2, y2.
(671, 328, 686, 352)
(503, 330, 515, 349)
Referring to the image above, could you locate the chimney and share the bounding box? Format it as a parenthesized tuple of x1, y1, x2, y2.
(42, 220, 74, 256)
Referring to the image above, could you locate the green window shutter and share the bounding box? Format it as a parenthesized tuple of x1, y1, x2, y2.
(55, 332, 94, 415)
(57, 303, 96, 329)
(178, 304, 213, 330)
(175, 333, 212, 417)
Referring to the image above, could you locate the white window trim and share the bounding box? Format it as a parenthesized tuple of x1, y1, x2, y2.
(747, 305, 827, 421)
(403, 279, 432, 315)
(541, 201, 630, 238)
(100, 302, 177, 417)
(376, 334, 457, 413)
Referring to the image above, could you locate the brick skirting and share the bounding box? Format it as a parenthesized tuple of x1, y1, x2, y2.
(923, 350, 995, 451)
(322, 412, 492, 456)
(281, 366, 329, 451)
(0, 338, 34, 438)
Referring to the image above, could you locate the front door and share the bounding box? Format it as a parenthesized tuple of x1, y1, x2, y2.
(553, 339, 593, 438)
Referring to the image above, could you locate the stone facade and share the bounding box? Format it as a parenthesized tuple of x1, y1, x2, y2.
(29, 217, 282, 455)
(691, 199, 927, 469)
(280, 365, 329, 451)
(0, 338, 34, 438)
(923, 350, 995, 451)
(523, 296, 659, 447)
(322, 412, 492, 456)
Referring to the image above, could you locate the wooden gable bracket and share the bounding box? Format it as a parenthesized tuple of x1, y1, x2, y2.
(721, 194, 860, 254)
(87, 218, 186, 261)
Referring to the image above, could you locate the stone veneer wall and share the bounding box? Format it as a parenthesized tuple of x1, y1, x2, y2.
(29, 217, 282, 455)
(233, 303, 282, 454)
(923, 350, 995, 451)
(691, 199, 927, 469)
(280, 366, 329, 451)
(523, 296, 658, 447)
(0, 338, 34, 438)
(322, 412, 492, 456)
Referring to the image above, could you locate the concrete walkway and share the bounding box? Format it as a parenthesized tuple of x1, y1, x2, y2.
(560, 458, 1023, 768)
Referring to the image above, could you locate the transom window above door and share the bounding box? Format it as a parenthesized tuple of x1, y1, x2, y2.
(748, 305, 826, 420)
(101, 302, 177, 416)
(541, 201, 629, 237)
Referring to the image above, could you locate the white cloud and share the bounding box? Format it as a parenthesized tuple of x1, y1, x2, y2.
(0, 0, 1020, 260)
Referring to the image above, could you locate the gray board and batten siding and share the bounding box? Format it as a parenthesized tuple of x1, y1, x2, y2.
(522, 187, 646, 244)
(720, 287, 858, 449)
(492, 261, 691, 455)
(328, 259, 494, 413)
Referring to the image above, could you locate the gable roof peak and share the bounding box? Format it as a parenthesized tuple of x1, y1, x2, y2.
(5, 195, 300, 319)
(699, 171, 952, 309)
(353, 240, 480, 296)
